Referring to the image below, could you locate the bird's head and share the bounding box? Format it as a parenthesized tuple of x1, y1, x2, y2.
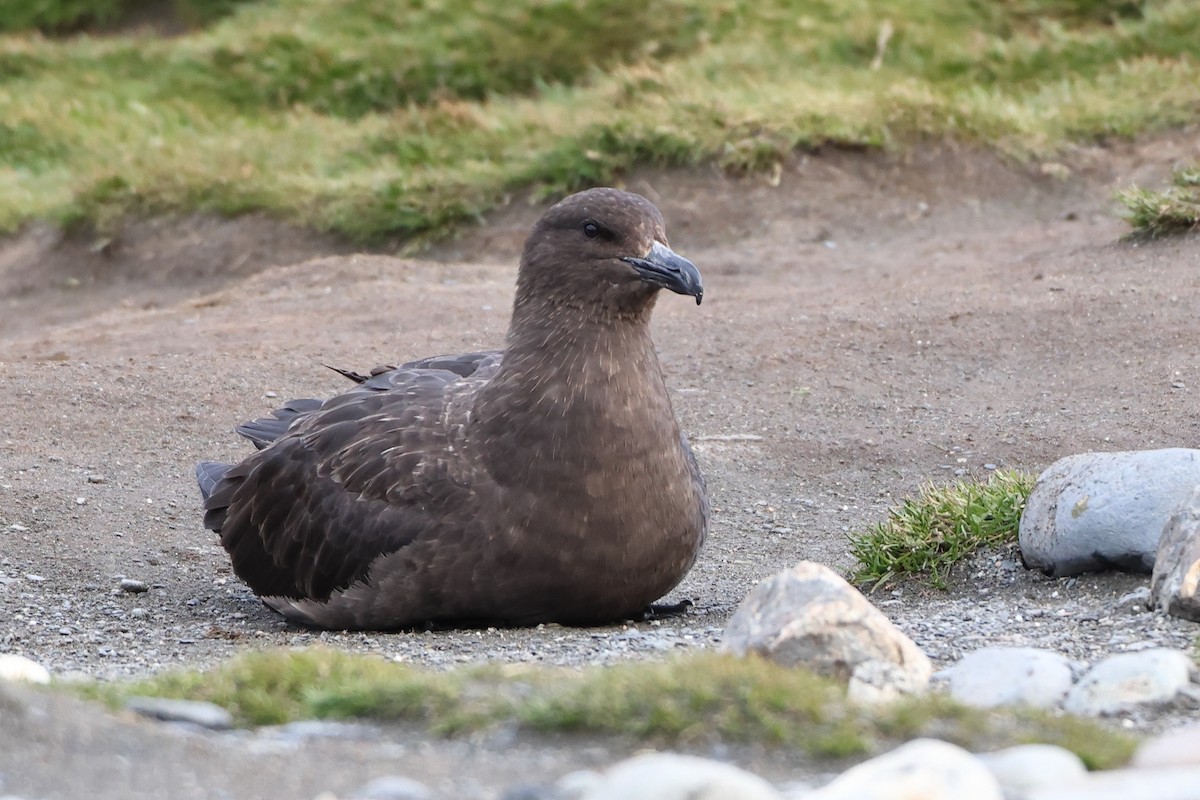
(516, 188, 703, 316)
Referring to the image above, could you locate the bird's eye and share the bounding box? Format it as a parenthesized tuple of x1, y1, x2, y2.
(582, 221, 601, 239)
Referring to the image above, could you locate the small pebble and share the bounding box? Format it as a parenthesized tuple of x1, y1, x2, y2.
(86, 474, 106, 484)
(119, 578, 149, 594)
(125, 696, 233, 730)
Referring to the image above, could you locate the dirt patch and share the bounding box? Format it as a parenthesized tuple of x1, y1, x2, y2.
(1, 132, 1199, 798)
(0, 214, 351, 340)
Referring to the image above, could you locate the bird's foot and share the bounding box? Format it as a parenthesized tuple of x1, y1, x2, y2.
(634, 598, 694, 621)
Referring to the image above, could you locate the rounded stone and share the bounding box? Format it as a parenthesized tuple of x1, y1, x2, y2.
(976, 744, 1087, 792)
(1019, 448, 1200, 577)
(0, 654, 51, 685)
(804, 739, 1003, 800)
(1132, 722, 1200, 768)
(124, 696, 234, 730)
(938, 647, 1073, 709)
(1063, 648, 1195, 716)
(721, 561, 930, 693)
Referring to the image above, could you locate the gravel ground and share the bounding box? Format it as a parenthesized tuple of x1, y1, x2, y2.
(2, 136, 1200, 797)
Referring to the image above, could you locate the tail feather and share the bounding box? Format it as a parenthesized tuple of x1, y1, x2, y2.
(234, 398, 323, 449)
(195, 461, 230, 504)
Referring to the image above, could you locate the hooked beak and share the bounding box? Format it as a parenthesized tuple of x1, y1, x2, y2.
(622, 241, 704, 305)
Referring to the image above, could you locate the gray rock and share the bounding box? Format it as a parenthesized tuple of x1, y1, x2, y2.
(351, 776, 434, 800)
(804, 739, 1003, 800)
(580, 753, 783, 800)
(119, 578, 149, 594)
(1132, 721, 1200, 768)
(976, 744, 1086, 792)
(1151, 484, 1200, 621)
(938, 647, 1073, 709)
(1063, 648, 1195, 716)
(1024, 766, 1200, 800)
(1019, 448, 1200, 577)
(124, 696, 234, 730)
(721, 562, 931, 693)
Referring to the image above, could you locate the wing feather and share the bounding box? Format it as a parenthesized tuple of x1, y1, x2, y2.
(201, 355, 501, 601)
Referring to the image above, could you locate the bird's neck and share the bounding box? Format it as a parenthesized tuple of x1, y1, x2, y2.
(472, 302, 679, 469)
(498, 307, 661, 395)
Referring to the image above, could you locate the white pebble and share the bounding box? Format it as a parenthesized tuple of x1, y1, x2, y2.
(0, 654, 51, 684)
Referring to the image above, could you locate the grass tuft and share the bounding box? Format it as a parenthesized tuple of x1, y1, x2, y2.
(848, 470, 1036, 591)
(0, 0, 253, 33)
(100, 648, 418, 726)
(520, 653, 867, 756)
(82, 647, 1136, 769)
(1118, 164, 1200, 237)
(2, 1, 1200, 240)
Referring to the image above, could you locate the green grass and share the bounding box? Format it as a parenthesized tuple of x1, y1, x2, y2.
(848, 470, 1036, 590)
(85, 647, 1136, 768)
(1118, 164, 1200, 237)
(519, 652, 868, 757)
(2, 0, 1199, 242)
(0, 0, 252, 33)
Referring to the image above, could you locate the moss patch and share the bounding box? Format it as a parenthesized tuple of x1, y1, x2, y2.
(85, 647, 1136, 769)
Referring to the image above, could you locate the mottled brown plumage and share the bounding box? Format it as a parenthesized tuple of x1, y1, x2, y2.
(196, 188, 707, 630)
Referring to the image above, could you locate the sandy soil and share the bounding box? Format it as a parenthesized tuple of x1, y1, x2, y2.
(1, 134, 1199, 798)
